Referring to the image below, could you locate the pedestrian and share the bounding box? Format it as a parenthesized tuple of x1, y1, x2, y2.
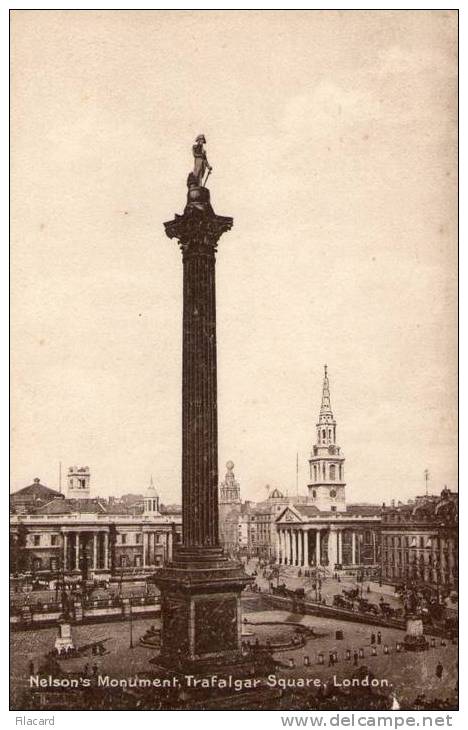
(436, 662, 444, 679)
(92, 664, 98, 677)
(367, 585, 371, 594)
(328, 652, 333, 666)
(28, 660, 34, 675)
(353, 651, 358, 666)
(371, 632, 376, 645)
(377, 631, 382, 645)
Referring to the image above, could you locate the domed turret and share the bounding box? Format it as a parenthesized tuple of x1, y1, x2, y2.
(144, 476, 160, 515)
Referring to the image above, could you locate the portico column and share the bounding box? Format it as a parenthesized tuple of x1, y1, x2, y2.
(75, 532, 80, 571)
(372, 531, 376, 564)
(292, 530, 297, 566)
(93, 533, 98, 569)
(352, 531, 356, 565)
(168, 531, 173, 561)
(298, 531, 303, 566)
(316, 530, 321, 566)
(63, 533, 68, 571)
(143, 533, 147, 567)
(304, 529, 309, 567)
(275, 529, 280, 562)
(328, 528, 337, 568)
(278, 530, 283, 564)
(104, 532, 109, 569)
(337, 530, 343, 565)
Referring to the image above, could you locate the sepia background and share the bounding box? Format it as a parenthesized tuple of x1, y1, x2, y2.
(10, 10, 457, 504)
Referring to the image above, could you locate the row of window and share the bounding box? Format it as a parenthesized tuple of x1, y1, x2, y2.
(30, 554, 163, 572)
(30, 534, 59, 547)
(29, 532, 169, 547)
(318, 427, 335, 444)
(311, 464, 343, 481)
(383, 535, 452, 549)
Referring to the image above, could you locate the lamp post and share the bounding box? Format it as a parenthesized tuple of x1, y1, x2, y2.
(129, 601, 134, 649)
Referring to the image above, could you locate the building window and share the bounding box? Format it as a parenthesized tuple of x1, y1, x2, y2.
(331, 506, 337, 512)
(121, 534, 127, 545)
(135, 534, 142, 544)
(312, 489, 317, 498)
(50, 558, 58, 571)
(51, 535, 58, 546)
(329, 465, 336, 480)
(33, 535, 40, 546)
(33, 558, 42, 571)
(120, 556, 128, 567)
(134, 555, 142, 567)
(79, 479, 86, 488)
(339, 465, 343, 480)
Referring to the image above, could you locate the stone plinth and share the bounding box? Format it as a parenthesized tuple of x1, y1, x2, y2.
(54, 622, 74, 654)
(403, 615, 429, 651)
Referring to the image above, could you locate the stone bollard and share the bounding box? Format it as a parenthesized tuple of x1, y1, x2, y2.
(346, 649, 351, 661)
(318, 652, 324, 665)
(359, 648, 364, 658)
(384, 644, 389, 655)
(304, 656, 310, 667)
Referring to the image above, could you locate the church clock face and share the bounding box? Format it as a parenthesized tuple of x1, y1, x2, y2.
(330, 489, 337, 498)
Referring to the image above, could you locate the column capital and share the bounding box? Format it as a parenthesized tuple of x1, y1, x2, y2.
(164, 191, 233, 257)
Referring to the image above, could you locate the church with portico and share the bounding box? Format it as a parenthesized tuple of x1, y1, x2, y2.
(275, 366, 381, 572)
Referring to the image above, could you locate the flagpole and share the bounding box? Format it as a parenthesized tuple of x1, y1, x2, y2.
(296, 452, 299, 497)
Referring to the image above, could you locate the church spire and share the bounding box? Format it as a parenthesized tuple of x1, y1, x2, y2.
(308, 365, 346, 511)
(320, 365, 333, 420)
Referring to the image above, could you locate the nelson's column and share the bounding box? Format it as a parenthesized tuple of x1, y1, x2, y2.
(154, 137, 253, 672)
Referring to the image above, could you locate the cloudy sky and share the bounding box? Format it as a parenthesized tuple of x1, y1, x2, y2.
(11, 10, 457, 504)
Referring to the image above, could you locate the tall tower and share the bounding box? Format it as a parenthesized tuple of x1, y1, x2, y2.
(154, 136, 250, 673)
(219, 461, 241, 505)
(67, 466, 91, 499)
(307, 366, 346, 511)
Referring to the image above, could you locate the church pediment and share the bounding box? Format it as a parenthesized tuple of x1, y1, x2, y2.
(277, 507, 302, 524)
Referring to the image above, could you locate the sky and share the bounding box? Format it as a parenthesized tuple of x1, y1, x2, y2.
(10, 10, 457, 505)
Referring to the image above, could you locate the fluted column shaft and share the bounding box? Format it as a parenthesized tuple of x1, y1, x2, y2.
(182, 244, 219, 547)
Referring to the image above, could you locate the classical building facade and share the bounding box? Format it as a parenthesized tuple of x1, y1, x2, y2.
(380, 488, 458, 591)
(10, 471, 181, 579)
(275, 367, 381, 571)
